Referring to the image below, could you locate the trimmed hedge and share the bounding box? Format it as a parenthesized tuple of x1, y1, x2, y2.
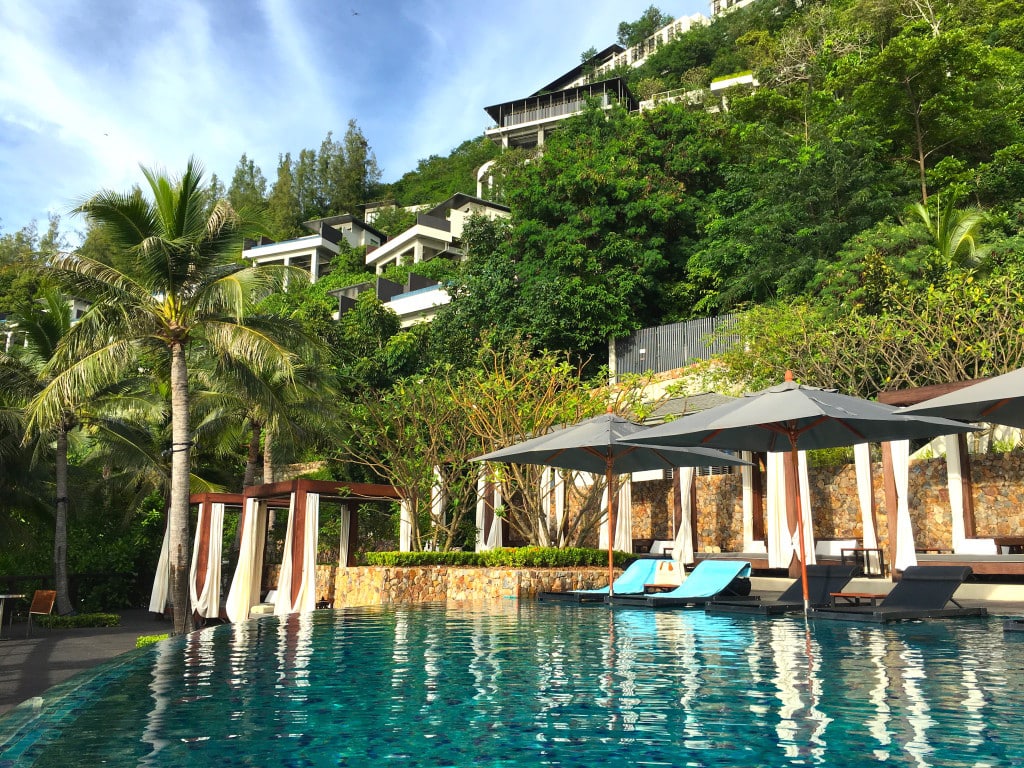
(36, 613, 121, 629)
(136, 633, 169, 649)
(365, 546, 634, 569)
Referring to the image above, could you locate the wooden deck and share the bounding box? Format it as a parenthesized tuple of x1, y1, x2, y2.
(915, 553, 1024, 576)
(693, 552, 770, 571)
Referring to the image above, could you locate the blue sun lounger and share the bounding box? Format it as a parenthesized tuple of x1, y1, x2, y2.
(607, 559, 752, 607)
(539, 558, 665, 603)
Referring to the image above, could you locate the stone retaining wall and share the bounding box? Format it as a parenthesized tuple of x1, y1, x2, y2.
(626, 452, 1024, 553)
(333, 566, 614, 607)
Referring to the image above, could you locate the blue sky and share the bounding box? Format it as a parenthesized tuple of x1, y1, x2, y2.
(0, 0, 709, 235)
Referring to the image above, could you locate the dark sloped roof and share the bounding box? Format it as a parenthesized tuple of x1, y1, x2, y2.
(647, 393, 738, 424)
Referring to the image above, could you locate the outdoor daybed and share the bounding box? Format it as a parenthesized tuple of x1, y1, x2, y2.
(807, 565, 987, 623)
(708, 564, 857, 616)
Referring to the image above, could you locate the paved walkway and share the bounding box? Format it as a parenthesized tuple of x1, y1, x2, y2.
(0, 609, 170, 717)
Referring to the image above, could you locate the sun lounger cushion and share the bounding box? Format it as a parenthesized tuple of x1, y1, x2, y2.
(645, 560, 751, 606)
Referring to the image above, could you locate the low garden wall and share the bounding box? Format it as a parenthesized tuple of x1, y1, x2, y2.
(333, 566, 614, 607)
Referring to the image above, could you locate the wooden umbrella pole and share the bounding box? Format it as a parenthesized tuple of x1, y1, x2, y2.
(788, 441, 811, 612)
(607, 464, 616, 597)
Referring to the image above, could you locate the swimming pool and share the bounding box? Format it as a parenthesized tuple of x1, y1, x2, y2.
(0, 604, 1020, 766)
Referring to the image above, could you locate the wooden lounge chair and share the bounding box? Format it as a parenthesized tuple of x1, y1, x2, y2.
(808, 565, 986, 623)
(26, 589, 56, 637)
(608, 559, 752, 607)
(708, 564, 858, 616)
(539, 558, 666, 603)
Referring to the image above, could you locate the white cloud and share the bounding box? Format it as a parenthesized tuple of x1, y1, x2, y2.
(0, 0, 710, 229)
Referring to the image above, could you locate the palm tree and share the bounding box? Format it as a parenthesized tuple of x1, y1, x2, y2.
(30, 158, 300, 634)
(9, 287, 82, 614)
(908, 195, 988, 270)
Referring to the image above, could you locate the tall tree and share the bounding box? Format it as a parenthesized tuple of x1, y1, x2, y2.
(11, 289, 80, 614)
(33, 158, 299, 634)
(617, 6, 674, 48)
(228, 153, 268, 213)
(266, 152, 303, 239)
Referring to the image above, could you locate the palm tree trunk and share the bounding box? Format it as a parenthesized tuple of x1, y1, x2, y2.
(264, 426, 275, 533)
(244, 420, 261, 487)
(168, 343, 193, 635)
(54, 425, 74, 615)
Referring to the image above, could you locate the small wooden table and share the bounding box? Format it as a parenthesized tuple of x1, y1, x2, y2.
(841, 547, 887, 578)
(830, 591, 886, 607)
(994, 537, 1024, 554)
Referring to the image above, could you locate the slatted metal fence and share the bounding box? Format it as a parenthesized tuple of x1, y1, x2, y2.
(614, 314, 738, 376)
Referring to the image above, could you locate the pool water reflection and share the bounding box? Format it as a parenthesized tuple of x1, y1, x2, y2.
(0, 604, 1021, 766)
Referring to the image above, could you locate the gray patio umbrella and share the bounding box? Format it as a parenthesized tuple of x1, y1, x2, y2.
(900, 367, 1024, 427)
(622, 372, 976, 611)
(474, 411, 748, 594)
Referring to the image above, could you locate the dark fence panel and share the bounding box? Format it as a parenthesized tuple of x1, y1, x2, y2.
(615, 314, 738, 376)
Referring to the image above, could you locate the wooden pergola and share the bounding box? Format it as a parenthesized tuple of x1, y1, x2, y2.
(187, 480, 401, 622)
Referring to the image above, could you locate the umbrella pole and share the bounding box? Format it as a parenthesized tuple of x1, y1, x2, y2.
(788, 441, 811, 613)
(607, 464, 616, 597)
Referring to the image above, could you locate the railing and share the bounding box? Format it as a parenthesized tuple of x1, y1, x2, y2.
(614, 315, 739, 376)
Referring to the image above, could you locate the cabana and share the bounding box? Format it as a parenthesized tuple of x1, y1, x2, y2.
(221, 479, 400, 622)
(879, 383, 1024, 577)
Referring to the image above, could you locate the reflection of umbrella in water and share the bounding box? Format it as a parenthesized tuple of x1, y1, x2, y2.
(623, 372, 975, 612)
(900, 367, 1024, 427)
(474, 411, 748, 595)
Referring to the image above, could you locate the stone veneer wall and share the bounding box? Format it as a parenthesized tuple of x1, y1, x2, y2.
(333, 567, 614, 607)
(629, 452, 1024, 553)
(264, 564, 336, 604)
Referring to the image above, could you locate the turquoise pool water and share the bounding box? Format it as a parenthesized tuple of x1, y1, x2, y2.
(0, 604, 1020, 766)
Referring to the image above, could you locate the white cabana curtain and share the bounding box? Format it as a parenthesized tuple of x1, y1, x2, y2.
(765, 451, 816, 568)
(740, 451, 766, 553)
(148, 525, 171, 614)
(475, 471, 488, 552)
(275, 492, 320, 616)
(225, 498, 268, 623)
(475, 473, 505, 551)
(536, 468, 568, 547)
(189, 501, 225, 619)
(553, 471, 566, 547)
(599, 476, 633, 553)
(945, 437, 971, 553)
(487, 484, 503, 549)
(890, 440, 919, 572)
(338, 504, 351, 568)
(673, 466, 696, 566)
(796, 451, 816, 565)
(430, 467, 446, 531)
(399, 499, 413, 551)
(854, 443, 880, 573)
(854, 443, 878, 549)
(538, 467, 553, 547)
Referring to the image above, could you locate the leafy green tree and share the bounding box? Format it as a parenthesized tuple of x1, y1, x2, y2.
(688, 120, 906, 311)
(267, 152, 303, 239)
(617, 6, 674, 48)
(386, 137, 498, 206)
(456, 103, 713, 356)
(228, 153, 268, 213)
(35, 158, 299, 634)
(849, 25, 1023, 202)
